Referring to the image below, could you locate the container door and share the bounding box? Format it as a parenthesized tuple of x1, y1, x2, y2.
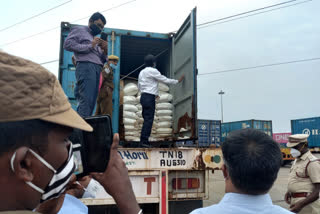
(59, 22, 77, 110)
(171, 8, 197, 140)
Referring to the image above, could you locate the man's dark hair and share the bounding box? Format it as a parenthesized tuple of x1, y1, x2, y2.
(144, 54, 156, 67)
(222, 128, 282, 195)
(89, 12, 106, 25)
(0, 120, 60, 156)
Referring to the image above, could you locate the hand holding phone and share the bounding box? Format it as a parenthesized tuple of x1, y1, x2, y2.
(71, 115, 113, 178)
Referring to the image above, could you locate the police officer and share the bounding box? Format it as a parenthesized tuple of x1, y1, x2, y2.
(285, 134, 320, 213)
(95, 55, 119, 117)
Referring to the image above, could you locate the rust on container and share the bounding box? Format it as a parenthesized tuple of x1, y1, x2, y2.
(175, 96, 196, 139)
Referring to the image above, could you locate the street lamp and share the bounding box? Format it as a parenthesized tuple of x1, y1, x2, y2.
(218, 90, 225, 123)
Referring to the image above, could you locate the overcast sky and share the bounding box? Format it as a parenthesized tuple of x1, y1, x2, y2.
(1, 0, 319, 132)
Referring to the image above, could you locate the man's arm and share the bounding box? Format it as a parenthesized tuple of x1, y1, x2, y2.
(151, 69, 180, 85)
(64, 27, 95, 53)
(91, 134, 140, 214)
(290, 183, 320, 213)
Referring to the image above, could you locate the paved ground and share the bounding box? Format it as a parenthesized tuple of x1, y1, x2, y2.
(203, 153, 320, 210)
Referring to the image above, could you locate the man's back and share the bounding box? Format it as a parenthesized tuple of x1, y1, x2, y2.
(191, 193, 293, 214)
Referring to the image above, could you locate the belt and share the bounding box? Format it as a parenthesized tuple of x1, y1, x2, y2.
(291, 192, 309, 198)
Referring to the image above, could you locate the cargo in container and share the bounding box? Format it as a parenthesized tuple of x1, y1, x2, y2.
(221, 120, 273, 142)
(291, 116, 320, 148)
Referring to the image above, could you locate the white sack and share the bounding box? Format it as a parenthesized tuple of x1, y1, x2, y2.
(157, 110, 172, 116)
(123, 118, 136, 126)
(157, 116, 172, 122)
(124, 83, 138, 96)
(156, 121, 172, 128)
(158, 82, 169, 92)
(156, 103, 173, 110)
(123, 96, 138, 105)
(123, 111, 138, 120)
(123, 104, 138, 112)
(158, 93, 173, 103)
(157, 128, 172, 134)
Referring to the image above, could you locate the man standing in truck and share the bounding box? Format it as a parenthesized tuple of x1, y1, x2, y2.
(138, 54, 184, 147)
(64, 12, 108, 118)
(285, 134, 320, 213)
(95, 55, 119, 117)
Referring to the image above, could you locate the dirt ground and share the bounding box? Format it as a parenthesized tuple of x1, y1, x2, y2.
(203, 153, 320, 210)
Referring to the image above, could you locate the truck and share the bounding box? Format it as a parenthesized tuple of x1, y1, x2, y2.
(273, 133, 294, 164)
(221, 120, 294, 164)
(59, 8, 224, 213)
(291, 116, 320, 152)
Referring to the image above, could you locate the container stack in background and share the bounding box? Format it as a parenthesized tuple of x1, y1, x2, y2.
(122, 81, 174, 142)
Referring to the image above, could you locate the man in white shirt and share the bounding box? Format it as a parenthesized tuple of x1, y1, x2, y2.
(191, 129, 293, 214)
(138, 54, 184, 147)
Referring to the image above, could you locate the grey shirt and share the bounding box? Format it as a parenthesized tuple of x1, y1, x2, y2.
(64, 26, 107, 66)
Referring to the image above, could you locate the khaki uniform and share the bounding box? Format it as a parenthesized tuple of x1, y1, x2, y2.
(288, 151, 320, 214)
(95, 64, 114, 117)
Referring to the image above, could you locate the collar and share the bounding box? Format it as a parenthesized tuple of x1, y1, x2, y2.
(220, 193, 272, 206)
(299, 150, 311, 161)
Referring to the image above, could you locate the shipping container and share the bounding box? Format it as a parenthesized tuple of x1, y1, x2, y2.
(198, 119, 221, 147)
(221, 120, 273, 142)
(291, 116, 320, 148)
(59, 9, 197, 143)
(273, 132, 291, 148)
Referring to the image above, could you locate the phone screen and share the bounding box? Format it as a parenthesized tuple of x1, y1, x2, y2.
(73, 144, 84, 175)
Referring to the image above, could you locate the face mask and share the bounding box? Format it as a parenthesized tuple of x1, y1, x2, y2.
(90, 24, 102, 36)
(110, 63, 117, 70)
(11, 145, 75, 202)
(290, 148, 301, 158)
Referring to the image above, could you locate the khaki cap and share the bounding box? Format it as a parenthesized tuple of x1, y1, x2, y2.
(286, 134, 309, 147)
(0, 51, 92, 132)
(108, 55, 119, 61)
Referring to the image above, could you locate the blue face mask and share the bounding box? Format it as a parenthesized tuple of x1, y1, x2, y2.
(110, 63, 117, 70)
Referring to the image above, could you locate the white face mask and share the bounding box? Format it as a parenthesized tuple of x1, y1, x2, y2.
(290, 148, 301, 158)
(10, 145, 75, 202)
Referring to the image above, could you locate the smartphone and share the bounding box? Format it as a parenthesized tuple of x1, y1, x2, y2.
(100, 32, 108, 41)
(70, 115, 113, 177)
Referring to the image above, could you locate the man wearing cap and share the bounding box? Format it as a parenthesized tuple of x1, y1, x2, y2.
(64, 12, 108, 118)
(0, 51, 140, 214)
(95, 55, 119, 117)
(138, 54, 184, 147)
(285, 134, 320, 213)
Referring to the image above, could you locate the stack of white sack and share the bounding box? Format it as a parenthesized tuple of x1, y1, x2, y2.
(154, 83, 173, 139)
(123, 83, 140, 141)
(123, 82, 174, 141)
